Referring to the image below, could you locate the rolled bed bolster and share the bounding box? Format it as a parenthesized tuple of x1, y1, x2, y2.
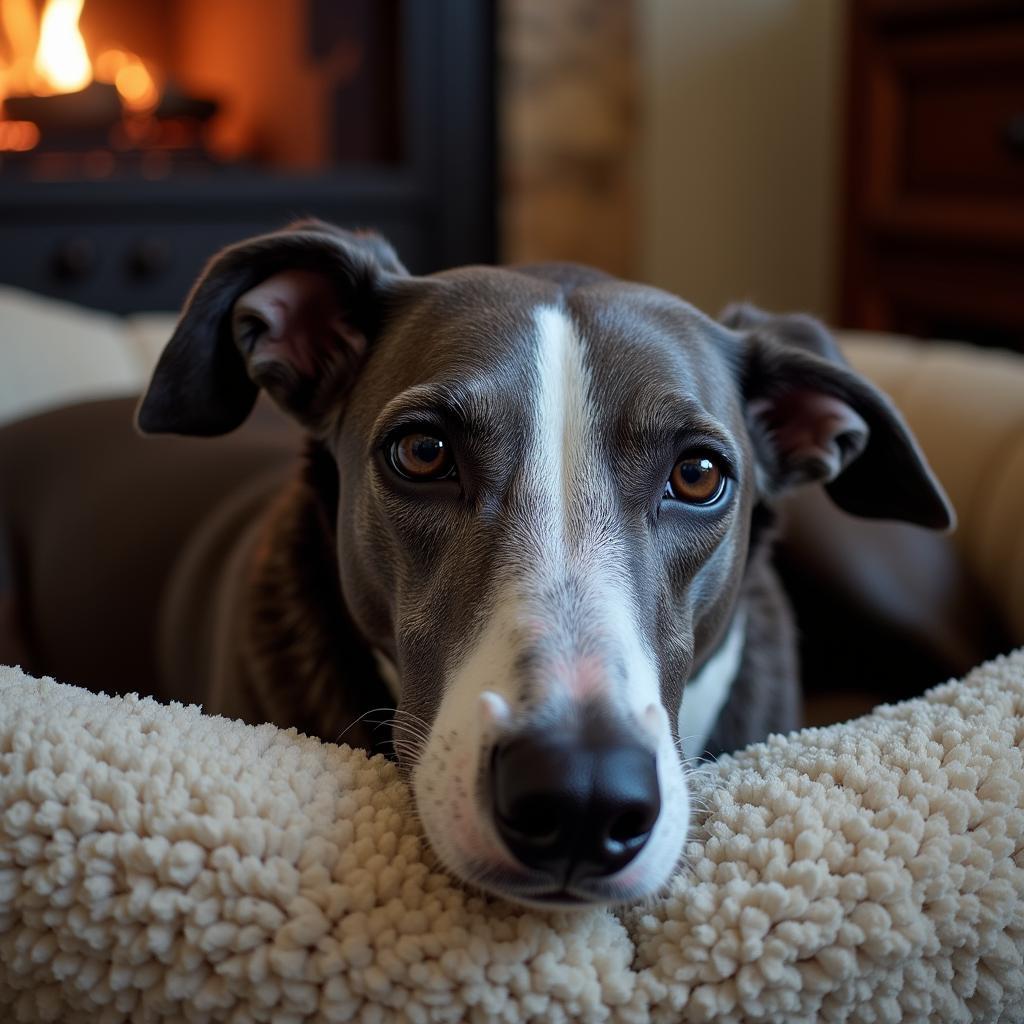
(1, 651, 1023, 1023)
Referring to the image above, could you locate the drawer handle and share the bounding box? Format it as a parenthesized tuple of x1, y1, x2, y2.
(52, 237, 97, 282)
(127, 238, 171, 280)
(1004, 114, 1024, 158)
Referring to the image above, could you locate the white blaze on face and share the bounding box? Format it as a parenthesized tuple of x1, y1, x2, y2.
(413, 305, 691, 901)
(530, 305, 591, 560)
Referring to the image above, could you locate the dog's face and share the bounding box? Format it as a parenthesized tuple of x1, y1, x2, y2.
(139, 222, 952, 907)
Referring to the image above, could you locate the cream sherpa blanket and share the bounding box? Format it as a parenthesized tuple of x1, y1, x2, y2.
(1, 654, 1023, 1024)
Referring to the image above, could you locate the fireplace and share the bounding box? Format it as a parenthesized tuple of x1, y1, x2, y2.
(0, 0, 495, 313)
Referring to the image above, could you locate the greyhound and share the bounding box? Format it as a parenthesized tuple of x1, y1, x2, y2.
(4, 220, 954, 908)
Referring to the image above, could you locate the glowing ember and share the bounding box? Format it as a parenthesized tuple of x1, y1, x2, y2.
(0, 117, 37, 150)
(95, 48, 159, 113)
(33, 0, 91, 95)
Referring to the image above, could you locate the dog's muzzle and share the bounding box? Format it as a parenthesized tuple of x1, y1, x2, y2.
(489, 718, 661, 888)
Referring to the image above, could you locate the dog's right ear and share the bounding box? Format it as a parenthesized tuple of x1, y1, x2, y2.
(136, 220, 408, 437)
(720, 302, 954, 531)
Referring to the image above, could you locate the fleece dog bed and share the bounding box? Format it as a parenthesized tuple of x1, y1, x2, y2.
(1, 654, 1022, 1024)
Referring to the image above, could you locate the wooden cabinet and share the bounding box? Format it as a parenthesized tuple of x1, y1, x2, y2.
(841, 0, 1024, 348)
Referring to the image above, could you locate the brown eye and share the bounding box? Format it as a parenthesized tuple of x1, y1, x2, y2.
(667, 456, 725, 504)
(389, 432, 455, 480)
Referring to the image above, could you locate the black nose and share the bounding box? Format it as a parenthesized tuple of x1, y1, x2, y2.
(491, 729, 660, 885)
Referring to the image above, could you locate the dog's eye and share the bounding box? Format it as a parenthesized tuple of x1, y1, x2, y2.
(666, 455, 725, 504)
(389, 432, 456, 481)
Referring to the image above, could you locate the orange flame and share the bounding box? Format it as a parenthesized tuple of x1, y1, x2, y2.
(0, 0, 39, 107)
(33, 0, 92, 95)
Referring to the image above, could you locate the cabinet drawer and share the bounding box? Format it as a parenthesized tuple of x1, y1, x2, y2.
(0, 223, 258, 315)
(905, 75, 1024, 196)
(0, 217, 420, 315)
(877, 26, 1024, 201)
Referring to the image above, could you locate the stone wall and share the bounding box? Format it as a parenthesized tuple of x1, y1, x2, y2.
(499, 0, 636, 278)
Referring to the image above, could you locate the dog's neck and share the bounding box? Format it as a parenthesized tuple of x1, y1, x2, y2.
(675, 501, 778, 759)
(241, 444, 395, 752)
(372, 649, 402, 699)
(678, 611, 747, 761)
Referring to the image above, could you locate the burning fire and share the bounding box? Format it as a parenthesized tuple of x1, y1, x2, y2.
(0, 0, 161, 148)
(34, 0, 91, 95)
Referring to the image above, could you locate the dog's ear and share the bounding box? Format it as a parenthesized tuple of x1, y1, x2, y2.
(136, 219, 408, 436)
(720, 302, 954, 530)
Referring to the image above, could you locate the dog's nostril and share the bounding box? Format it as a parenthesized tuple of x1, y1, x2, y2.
(607, 806, 656, 847)
(498, 795, 563, 847)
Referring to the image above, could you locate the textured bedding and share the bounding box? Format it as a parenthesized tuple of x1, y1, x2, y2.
(1, 651, 1023, 1023)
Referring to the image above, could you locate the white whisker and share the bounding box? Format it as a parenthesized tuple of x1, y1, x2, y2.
(334, 706, 397, 744)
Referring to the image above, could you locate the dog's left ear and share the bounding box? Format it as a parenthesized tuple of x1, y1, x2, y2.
(721, 303, 954, 530)
(137, 219, 409, 437)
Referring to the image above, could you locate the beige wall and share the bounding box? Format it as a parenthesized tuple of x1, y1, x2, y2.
(638, 1, 844, 320)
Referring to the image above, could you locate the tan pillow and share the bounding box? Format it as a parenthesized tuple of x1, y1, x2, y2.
(841, 334, 1024, 645)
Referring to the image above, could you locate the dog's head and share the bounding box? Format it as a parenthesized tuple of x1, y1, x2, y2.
(139, 222, 952, 907)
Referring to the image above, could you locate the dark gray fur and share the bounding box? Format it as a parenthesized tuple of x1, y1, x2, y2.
(136, 221, 953, 761)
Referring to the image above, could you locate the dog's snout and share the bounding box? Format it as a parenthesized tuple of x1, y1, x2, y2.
(490, 729, 660, 884)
